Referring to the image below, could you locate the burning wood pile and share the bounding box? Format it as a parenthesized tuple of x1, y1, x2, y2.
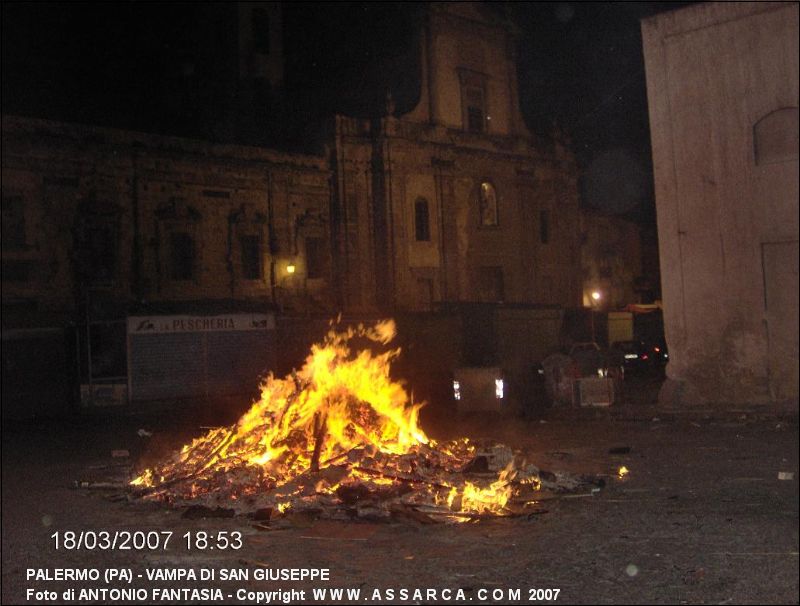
(132, 320, 590, 523)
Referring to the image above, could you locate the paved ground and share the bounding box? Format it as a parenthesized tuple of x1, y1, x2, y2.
(2, 379, 798, 605)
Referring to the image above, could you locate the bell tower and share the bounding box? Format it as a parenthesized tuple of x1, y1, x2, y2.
(403, 2, 530, 138)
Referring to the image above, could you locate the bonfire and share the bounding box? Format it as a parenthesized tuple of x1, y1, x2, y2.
(132, 320, 581, 522)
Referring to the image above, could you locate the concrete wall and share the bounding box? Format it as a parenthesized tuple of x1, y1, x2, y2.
(642, 2, 799, 405)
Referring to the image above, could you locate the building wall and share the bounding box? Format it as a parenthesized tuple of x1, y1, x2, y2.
(403, 3, 528, 137)
(1, 117, 333, 323)
(334, 2, 582, 313)
(1, 1, 587, 422)
(642, 2, 799, 405)
(3, 1, 583, 323)
(580, 211, 643, 310)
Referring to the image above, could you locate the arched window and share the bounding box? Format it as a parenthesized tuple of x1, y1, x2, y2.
(479, 181, 498, 227)
(459, 69, 488, 133)
(240, 234, 262, 280)
(754, 107, 799, 165)
(414, 197, 431, 241)
(305, 236, 327, 279)
(169, 232, 196, 281)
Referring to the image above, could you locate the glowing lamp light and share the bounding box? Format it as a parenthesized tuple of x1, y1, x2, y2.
(286, 263, 296, 275)
(495, 378, 504, 400)
(591, 290, 602, 301)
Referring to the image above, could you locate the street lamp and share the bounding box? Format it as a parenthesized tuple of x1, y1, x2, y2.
(590, 290, 602, 343)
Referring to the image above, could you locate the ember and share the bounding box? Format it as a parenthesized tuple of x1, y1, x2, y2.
(132, 320, 577, 522)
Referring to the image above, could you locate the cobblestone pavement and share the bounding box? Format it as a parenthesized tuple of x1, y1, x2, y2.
(3, 391, 798, 604)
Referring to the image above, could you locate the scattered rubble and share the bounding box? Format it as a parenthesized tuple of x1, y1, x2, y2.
(129, 320, 597, 523)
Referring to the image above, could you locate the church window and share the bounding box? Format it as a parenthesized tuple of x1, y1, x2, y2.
(170, 232, 196, 281)
(479, 182, 498, 227)
(414, 197, 431, 241)
(240, 234, 262, 280)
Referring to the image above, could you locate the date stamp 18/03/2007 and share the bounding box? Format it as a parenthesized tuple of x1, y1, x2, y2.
(48, 530, 243, 551)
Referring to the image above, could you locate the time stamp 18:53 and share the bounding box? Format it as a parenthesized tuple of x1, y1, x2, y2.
(50, 530, 243, 551)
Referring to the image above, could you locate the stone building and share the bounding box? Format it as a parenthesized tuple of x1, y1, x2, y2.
(333, 3, 581, 312)
(3, 3, 579, 321)
(579, 210, 643, 310)
(1, 118, 335, 416)
(1, 116, 333, 324)
(642, 2, 799, 405)
(1, 2, 581, 415)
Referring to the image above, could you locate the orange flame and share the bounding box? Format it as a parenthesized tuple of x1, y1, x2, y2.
(132, 320, 524, 517)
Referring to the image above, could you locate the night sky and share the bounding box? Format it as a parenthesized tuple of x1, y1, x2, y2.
(2, 1, 692, 224)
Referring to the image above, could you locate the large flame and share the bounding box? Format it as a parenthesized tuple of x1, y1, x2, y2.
(132, 320, 527, 518)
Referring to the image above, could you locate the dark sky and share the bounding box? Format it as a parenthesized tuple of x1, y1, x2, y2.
(1, 1, 692, 224)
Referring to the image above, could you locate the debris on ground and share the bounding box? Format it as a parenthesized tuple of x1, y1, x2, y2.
(129, 320, 597, 523)
(181, 505, 235, 519)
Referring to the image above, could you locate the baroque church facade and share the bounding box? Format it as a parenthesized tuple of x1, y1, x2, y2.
(2, 3, 580, 326)
(333, 3, 581, 312)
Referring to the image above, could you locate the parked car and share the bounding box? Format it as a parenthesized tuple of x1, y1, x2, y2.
(647, 339, 669, 365)
(610, 340, 652, 373)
